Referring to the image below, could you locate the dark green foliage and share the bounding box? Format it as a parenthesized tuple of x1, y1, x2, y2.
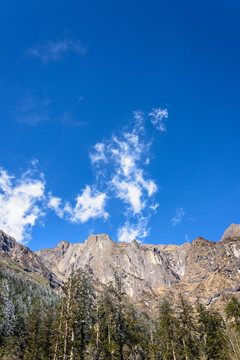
(197, 304, 230, 359)
(225, 296, 240, 331)
(54, 268, 95, 360)
(0, 266, 58, 359)
(155, 298, 181, 360)
(95, 273, 152, 360)
(177, 295, 200, 359)
(0, 265, 239, 359)
(225, 297, 240, 359)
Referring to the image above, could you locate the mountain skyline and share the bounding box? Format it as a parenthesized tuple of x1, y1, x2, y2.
(0, 1, 240, 251)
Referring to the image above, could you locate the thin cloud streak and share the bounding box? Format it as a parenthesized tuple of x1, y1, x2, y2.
(171, 207, 185, 226)
(149, 108, 168, 132)
(27, 38, 86, 64)
(15, 95, 51, 125)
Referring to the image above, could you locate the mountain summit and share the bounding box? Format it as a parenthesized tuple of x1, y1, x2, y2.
(1, 225, 240, 309)
(36, 226, 240, 308)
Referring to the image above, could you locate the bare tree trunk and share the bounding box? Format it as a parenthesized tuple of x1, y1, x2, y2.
(108, 321, 114, 360)
(227, 328, 240, 359)
(63, 278, 72, 360)
(70, 327, 75, 360)
(182, 338, 189, 360)
(53, 302, 64, 360)
(172, 340, 177, 360)
(95, 304, 100, 359)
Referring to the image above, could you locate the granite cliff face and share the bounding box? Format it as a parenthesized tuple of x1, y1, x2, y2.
(36, 224, 240, 307)
(1, 224, 240, 308)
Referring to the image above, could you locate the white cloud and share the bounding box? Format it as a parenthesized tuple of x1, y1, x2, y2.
(91, 120, 158, 217)
(89, 110, 162, 241)
(47, 107, 168, 242)
(117, 218, 150, 243)
(149, 108, 168, 132)
(133, 110, 144, 131)
(27, 38, 85, 64)
(171, 207, 185, 226)
(0, 168, 45, 243)
(90, 143, 107, 164)
(48, 185, 108, 223)
(111, 178, 143, 214)
(150, 203, 159, 212)
(48, 196, 64, 218)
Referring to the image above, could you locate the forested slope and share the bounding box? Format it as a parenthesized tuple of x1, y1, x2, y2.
(1, 266, 240, 359)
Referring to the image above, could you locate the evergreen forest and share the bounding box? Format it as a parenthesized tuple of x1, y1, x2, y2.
(1, 266, 240, 360)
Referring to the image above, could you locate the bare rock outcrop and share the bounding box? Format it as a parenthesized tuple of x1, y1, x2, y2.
(37, 234, 180, 303)
(2, 223, 240, 309)
(220, 223, 240, 242)
(36, 225, 240, 307)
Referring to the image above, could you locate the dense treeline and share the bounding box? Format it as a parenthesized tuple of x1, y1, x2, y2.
(0, 267, 240, 359)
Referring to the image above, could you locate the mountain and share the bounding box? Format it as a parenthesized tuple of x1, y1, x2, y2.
(1, 224, 240, 309)
(0, 229, 62, 290)
(36, 224, 240, 309)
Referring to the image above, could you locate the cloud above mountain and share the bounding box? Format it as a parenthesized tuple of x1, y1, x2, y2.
(48, 185, 108, 223)
(88, 109, 162, 241)
(0, 168, 45, 243)
(0, 108, 169, 244)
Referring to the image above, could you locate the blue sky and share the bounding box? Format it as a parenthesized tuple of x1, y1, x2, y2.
(0, 0, 240, 250)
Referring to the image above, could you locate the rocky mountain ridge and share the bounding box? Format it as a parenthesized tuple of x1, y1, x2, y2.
(0, 230, 62, 290)
(36, 224, 240, 308)
(1, 224, 240, 309)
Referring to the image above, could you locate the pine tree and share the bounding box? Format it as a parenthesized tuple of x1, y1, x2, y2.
(23, 302, 44, 360)
(124, 301, 152, 359)
(197, 304, 229, 360)
(225, 296, 240, 332)
(225, 296, 240, 359)
(155, 298, 180, 360)
(177, 295, 200, 360)
(96, 274, 125, 360)
(54, 268, 95, 360)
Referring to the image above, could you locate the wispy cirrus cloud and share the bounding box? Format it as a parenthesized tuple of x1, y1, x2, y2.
(0, 168, 45, 243)
(1, 107, 168, 244)
(185, 234, 190, 242)
(149, 108, 168, 132)
(89, 109, 163, 242)
(27, 38, 86, 64)
(60, 112, 89, 127)
(15, 95, 87, 127)
(171, 207, 185, 226)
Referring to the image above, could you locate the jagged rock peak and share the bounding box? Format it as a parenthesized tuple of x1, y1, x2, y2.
(220, 223, 240, 242)
(0, 229, 17, 252)
(85, 233, 114, 246)
(191, 237, 213, 246)
(129, 239, 140, 248)
(52, 240, 72, 256)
